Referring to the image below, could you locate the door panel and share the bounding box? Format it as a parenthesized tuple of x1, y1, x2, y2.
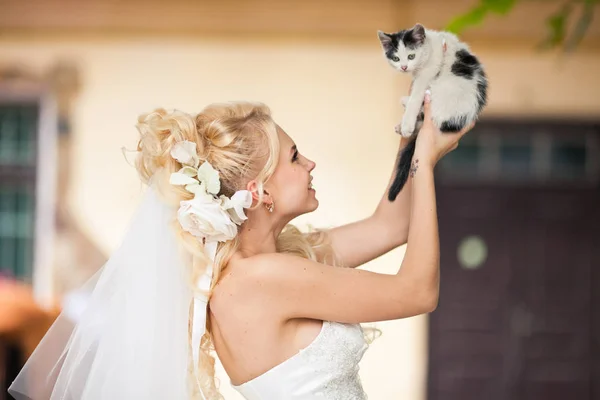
(428, 186, 600, 400)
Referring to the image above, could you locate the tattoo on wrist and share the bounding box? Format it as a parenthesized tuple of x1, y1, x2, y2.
(410, 159, 419, 178)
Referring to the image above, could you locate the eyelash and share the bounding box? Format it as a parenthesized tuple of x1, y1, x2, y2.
(292, 150, 299, 162)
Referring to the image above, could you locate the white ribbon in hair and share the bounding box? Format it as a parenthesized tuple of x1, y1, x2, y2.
(187, 197, 249, 397)
(191, 240, 217, 396)
(170, 140, 252, 398)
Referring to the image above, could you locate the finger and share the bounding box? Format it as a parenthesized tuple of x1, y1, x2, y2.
(445, 142, 459, 157)
(422, 90, 432, 120)
(440, 143, 458, 159)
(458, 122, 475, 138)
(446, 143, 458, 156)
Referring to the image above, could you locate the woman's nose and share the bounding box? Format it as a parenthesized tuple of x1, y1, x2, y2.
(307, 159, 316, 172)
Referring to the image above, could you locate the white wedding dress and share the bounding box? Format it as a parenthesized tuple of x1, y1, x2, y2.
(8, 188, 370, 400)
(232, 321, 369, 400)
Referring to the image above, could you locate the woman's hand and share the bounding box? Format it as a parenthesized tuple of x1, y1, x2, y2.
(414, 92, 475, 168)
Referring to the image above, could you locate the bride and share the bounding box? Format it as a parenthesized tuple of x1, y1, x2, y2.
(9, 93, 470, 399)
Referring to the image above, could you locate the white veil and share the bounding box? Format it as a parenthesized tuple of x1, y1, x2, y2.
(8, 185, 194, 399)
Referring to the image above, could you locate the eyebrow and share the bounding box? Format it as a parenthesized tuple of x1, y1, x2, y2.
(290, 145, 297, 156)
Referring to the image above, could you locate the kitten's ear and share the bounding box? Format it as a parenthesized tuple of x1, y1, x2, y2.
(377, 30, 394, 51)
(412, 24, 426, 44)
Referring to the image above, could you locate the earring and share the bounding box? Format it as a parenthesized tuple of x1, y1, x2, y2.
(265, 201, 274, 213)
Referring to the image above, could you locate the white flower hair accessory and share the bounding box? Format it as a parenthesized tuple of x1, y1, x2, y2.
(169, 140, 251, 395)
(169, 140, 252, 243)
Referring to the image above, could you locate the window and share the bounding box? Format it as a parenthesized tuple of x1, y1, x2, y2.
(0, 105, 38, 280)
(0, 86, 58, 305)
(437, 120, 600, 186)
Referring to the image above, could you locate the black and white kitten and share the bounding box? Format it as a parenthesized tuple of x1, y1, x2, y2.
(378, 23, 488, 201)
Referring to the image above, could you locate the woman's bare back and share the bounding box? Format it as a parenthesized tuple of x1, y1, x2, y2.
(209, 258, 323, 386)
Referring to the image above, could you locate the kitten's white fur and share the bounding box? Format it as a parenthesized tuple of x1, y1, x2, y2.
(382, 27, 485, 137)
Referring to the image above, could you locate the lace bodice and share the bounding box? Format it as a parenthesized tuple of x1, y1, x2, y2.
(232, 321, 369, 400)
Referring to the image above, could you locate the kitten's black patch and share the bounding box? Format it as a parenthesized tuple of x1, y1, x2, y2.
(451, 63, 474, 79)
(402, 25, 426, 49)
(379, 31, 403, 59)
(451, 49, 481, 80)
(388, 138, 416, 201)
(407, 24, 426, 47)
(477, 70, 488, 112)
(440, 115, 469, 132)
(402, 32, 420, 49)
(382, 25, 426, 55)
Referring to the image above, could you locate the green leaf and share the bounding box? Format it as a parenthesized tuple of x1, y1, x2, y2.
(538, 3, 573, 50)
(482, 0, 517, 15)
(446, 5, 489, 34)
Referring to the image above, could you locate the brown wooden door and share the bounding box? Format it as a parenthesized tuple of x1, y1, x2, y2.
(428, 185, 600, 400)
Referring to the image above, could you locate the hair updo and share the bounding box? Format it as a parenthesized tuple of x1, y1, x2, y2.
(135, 102, 278, 201)
(133, 101, 337, 399)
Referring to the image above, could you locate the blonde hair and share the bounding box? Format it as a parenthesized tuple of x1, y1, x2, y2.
(134, 101, 339, 399)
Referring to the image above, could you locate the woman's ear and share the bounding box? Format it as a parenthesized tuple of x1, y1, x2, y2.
(246, 180, 273, 204)
(246, 179, 260, 201)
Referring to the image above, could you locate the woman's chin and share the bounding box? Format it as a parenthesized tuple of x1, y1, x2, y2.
(292, 195, 319, 217)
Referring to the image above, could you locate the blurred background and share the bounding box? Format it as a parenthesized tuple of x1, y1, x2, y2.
(0, 0, 599, 399)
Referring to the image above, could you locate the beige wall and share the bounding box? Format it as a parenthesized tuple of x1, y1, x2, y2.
(0, 33, 599, 399)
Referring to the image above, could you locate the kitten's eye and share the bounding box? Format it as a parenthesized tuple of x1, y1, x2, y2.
(408, 54, 415, 60)
(392, 56, 400, 62)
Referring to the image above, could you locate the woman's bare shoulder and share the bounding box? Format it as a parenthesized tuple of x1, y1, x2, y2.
(211, 253, 303, 315)
(210, 254, 283, 313)
(225, 252, 297, 279)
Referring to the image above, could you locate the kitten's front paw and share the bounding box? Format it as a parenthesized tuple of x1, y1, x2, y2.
(400, 120, 414, 138)
(394, 123, 405, 136)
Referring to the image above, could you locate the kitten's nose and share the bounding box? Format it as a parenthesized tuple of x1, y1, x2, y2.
(401, 65, 408, 71)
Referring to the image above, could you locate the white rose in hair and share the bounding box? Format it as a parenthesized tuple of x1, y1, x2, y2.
(170, 140, 200, 168)
(177, 196, 237, 242)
